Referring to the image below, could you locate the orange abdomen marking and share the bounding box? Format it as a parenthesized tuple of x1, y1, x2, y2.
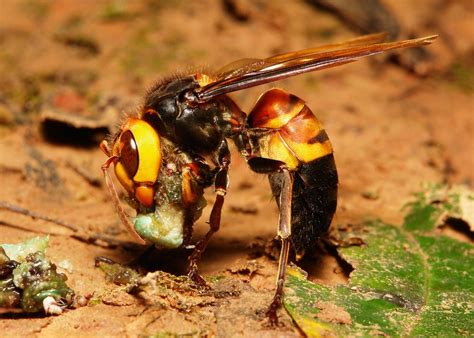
(248, 88, 333, 169)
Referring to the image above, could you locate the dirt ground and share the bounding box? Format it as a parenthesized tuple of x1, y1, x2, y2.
(0, 0, 472, 337)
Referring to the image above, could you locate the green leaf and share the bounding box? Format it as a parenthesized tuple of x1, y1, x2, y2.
(403, 184, 474, 233)
(284, 185, 474, 337)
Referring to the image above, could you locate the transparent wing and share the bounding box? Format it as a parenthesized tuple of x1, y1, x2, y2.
(216, 32, 389, 78)
(197, 34, 437, 102)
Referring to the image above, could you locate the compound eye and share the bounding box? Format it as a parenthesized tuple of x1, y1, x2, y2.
(119, 130, 139, 178)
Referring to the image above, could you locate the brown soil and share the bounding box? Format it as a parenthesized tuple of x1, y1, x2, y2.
(0, 0, 472, 337)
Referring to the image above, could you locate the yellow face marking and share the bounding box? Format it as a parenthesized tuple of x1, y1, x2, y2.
(135, 185, 154, 207)
(126, 119, 161, 183)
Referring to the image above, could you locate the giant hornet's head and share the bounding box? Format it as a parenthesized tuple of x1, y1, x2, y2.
(100, 117, 162, 244)
(100, 115, 207, 247)
(101, 118, 161, 208)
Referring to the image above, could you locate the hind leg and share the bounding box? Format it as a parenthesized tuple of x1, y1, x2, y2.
(247, 157, 294, 326)
(266, 167, 293, 326)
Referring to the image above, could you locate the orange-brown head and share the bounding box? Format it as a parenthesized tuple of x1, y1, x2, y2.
(101, 118, 161, 208)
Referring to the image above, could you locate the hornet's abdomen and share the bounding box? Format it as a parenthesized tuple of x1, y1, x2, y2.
(247, 88, 338, 254)
(247, 89, 333, 170)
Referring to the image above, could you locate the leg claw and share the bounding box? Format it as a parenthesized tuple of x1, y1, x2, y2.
(266, 308, 279, 327)
(188, 269, 208, 288)
(265, 298, 281, 327)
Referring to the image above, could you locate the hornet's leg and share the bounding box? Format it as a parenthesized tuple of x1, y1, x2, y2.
(188, 140, 230, 286)
(247, 157, 294, 325)
(266, 167, 293, 326)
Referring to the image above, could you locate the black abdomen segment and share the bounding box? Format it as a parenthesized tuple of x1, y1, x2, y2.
(269, 154, 338, 254)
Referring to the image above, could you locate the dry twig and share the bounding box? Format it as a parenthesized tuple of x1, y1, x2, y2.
(0, 201, 79, 232)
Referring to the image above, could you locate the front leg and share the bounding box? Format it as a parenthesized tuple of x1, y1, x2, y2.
(188, 140, 230, 286)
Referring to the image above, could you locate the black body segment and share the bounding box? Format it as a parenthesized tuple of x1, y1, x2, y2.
(269, 154, 338, 254)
